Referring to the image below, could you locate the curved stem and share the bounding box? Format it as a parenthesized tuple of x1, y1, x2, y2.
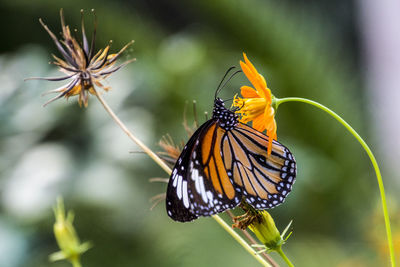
(276, 97, 395, 267)
(94, 91, 171, 174)
(94, 90, 271, 267)
(276, 247, 294, 267)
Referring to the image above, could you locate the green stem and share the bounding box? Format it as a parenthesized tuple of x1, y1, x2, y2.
(276, 247, 294, 267)
(275, 97, 396, 267)
(94, 91, 271, 267)
(213, 215, 272, 267)
(71, 258, 82, 267)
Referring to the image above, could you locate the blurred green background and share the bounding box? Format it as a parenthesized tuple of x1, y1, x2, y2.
(0, 0, 398, 266)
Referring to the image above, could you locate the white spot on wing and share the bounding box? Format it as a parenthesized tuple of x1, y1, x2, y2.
(207, 191, 214, 207)
(172, 173, 178, 187)
(177, 175, 183, 199)
(182, 181, 189, 208)
(207, 191, 214, 202)
(193, 169, 200, 192)
(199, 176, 207, 203)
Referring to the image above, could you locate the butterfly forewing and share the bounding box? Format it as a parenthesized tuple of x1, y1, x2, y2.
(166, 121, 212, 222)
(166, 120, 240, 222)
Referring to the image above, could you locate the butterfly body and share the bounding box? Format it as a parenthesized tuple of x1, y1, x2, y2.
(166, 98, 296, 222)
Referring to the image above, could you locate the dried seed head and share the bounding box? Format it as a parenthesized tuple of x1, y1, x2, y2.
(27, 9, 135, 107)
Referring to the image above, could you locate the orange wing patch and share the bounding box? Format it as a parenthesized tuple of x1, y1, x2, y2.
(201, 123, 216, 164)
(201, 124, 235, 200)
(214, 128, 235, 199)
(226, 131, 251, 168)
(207, 158, 223, 195)
(222, 136, 233, 170)
(240, 166, 257, 196)
(232, 164, 243, 187)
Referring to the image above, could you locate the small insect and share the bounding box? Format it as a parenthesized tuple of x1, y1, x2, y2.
(166, 69, 296, 222)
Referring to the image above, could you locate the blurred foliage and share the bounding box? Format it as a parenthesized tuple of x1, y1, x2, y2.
(0, 0, 398, 266)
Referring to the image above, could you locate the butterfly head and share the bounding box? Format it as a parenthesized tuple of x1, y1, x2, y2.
(213, 98, 239, 131)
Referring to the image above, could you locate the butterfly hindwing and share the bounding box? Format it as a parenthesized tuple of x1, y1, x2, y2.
(221, 123, 296, 209)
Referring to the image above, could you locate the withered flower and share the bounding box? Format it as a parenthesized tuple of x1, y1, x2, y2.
(158, 134, 183, 167)
(158, 101, 200, 167)
(27, 9, 135, 107)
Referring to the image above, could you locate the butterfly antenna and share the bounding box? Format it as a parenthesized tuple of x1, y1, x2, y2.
(222, 70, 242, 89)
(223, 97, 234, 103)
(216, 70, 243, 99)
(215, 66, 236, 99)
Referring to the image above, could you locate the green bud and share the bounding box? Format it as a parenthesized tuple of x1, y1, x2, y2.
(49, 197, 91, 266)
(248, 210, 283, 250)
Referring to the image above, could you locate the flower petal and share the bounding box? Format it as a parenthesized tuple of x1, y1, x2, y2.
(240, 86, 260, 98)
(264, 87, 272, 103)
(264, 107, 276, 136)
(252, 114, 266, 132)
(263, 107, 277, 156)
(241, 53, 268, 97)
(240, 61, 263, 95)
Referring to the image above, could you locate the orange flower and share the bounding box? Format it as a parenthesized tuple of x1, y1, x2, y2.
(233, 53, 277, 155)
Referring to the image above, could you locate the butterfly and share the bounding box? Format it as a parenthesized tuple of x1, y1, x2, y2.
(166, 71, 296, 222)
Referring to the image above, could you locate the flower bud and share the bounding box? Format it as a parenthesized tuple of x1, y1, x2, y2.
(248, 210, 283, 250)
(49, 197, 91, 265)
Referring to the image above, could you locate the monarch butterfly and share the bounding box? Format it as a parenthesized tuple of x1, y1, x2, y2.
(166, 73, 296, 222)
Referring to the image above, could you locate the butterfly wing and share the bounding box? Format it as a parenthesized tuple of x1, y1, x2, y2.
(167, 118, 296, 221)
(166, 120, 241, 222)
(221, 123, 296, 209)
(166, 120, 212, 222)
